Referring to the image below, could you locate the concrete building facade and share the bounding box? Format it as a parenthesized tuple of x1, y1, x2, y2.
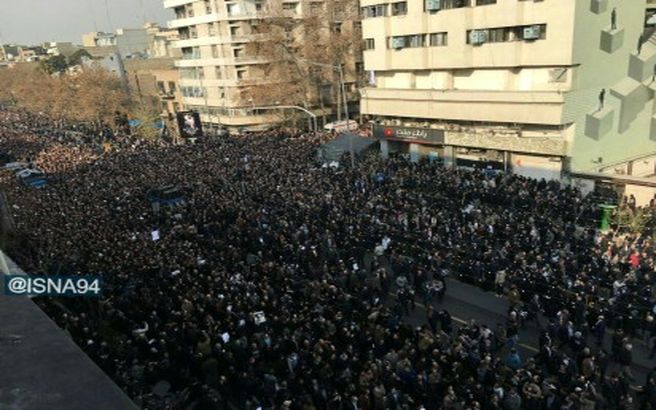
(360, 0, 656, 181)
(43, 42, 79, 58)
(82, 24, 178, 58)
(163, 0, 362, 132)
(124, 57, 184, 118)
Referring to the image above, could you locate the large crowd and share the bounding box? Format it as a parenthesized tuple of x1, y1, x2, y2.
(1, 107, 655, 409)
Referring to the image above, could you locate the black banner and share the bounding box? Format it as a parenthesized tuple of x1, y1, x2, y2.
(176, 111, 204, 138)
(373, 125, 445, 144)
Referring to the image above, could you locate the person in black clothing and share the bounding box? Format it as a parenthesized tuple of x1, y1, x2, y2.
(1, 107, 654, 409)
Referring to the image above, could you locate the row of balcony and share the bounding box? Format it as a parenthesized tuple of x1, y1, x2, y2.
(168, 11, 268, 29)
(175, 56, 267, 67)
(174, 34, 266, 49)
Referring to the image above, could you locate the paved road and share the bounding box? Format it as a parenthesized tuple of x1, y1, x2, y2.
(364, 253, 656, 386)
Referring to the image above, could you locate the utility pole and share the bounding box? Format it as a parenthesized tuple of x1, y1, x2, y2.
(337, 64, 353, 167)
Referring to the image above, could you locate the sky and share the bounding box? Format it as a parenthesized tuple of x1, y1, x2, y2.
(0, 0, 173, 46)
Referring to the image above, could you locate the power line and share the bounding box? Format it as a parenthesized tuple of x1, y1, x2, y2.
(87, 0, 98, 32)
(139, 0, 147, 24)
(104, 0, 114, 32)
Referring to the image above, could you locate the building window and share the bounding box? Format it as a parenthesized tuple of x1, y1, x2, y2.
(388, 34, 426, 49)
(466, 24, 546, 44)
(204, 0, 212, 13)
(233, 48, 243, 58)
(282, 2, 298, 13)
(215, 66, 223, 79)
(363, 38, 375, 50)
(168, 82, 177, 93)
(180, 68, 199, 79)
(391, 2, 407, 16)
(227, 3, 241, 16)
(476, 0, 496, 5)
(189, 26, 198, 39)
(212, 45, 220, 58)
(178, 27, 190, 40)
(236, 69, 247, 80)
(408, 34, 425, 47)
(182, 47, 200, 59)
(180, 86, 205, 98)
(427, 0, 469, 11)
(429, 32, 448, 46)
(208, 23, 217, 36)
(255, 2, 263, 11)
(332, 23, 342, 33)
(362, 4, 388, 18)
(157, 81, 166, 93)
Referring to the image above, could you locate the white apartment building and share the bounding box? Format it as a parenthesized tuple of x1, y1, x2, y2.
(360, 0, 656, 181)
(164, 0, 362, 132)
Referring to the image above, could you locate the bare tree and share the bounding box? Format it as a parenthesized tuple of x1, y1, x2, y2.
(243, 0, 361, 127)
(0, 64, 131, 129)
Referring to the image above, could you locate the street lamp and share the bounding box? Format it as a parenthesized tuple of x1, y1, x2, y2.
(249, 104, 318, 132)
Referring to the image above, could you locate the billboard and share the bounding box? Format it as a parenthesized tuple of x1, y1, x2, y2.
(176, 111, 204, 138)
(373, 125, 445, 144)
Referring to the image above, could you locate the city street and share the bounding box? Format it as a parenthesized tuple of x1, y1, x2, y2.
(369, 253, 656, 386)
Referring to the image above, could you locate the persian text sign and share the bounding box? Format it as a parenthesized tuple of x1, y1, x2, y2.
(373, 125, 445, 144)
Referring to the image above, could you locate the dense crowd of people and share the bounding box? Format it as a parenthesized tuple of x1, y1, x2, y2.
(1, 107, 655, 409)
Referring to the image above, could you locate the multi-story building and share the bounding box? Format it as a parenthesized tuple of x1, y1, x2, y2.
(149, 29, 183, 58)
(17, 46, 47, 62)
(82, 32, 118, 48)
(43, 42, 79, 58)
(163, 0, 362, 132)
(83, 24, 179, 58)
(124, 57, 184, 118)
(360, 0, 655, 182)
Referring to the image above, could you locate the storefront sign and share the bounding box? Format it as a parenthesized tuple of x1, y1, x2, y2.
(373, 125, 445, 144)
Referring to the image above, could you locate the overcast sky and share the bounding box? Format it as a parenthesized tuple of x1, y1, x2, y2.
(0, 0, 173, 45)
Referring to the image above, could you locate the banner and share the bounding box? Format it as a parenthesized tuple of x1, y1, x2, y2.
(176, 111, 204, 139)
(373, 125, 445, 144)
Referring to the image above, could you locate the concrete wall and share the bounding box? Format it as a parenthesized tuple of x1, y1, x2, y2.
(362, 0, 577, 71)
(567, 0, 654, 172)
(625, 183, 656, 205)
(116, 29, 150, 55)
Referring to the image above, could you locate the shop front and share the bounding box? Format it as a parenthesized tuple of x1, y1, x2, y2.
(373, 125, 446, 162)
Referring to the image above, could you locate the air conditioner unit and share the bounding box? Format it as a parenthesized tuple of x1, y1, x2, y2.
(523, 25, 541, 40)
(391, 37, 405, 49)
(425, 0, 441, 11)
(469, 30, 488, 45)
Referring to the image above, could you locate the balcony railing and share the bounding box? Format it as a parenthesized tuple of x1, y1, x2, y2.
(234, 55, 266, 63)
(230, 34, 266, 42)
(182, 52, 201, 60)
(226, 10, 265, 18)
